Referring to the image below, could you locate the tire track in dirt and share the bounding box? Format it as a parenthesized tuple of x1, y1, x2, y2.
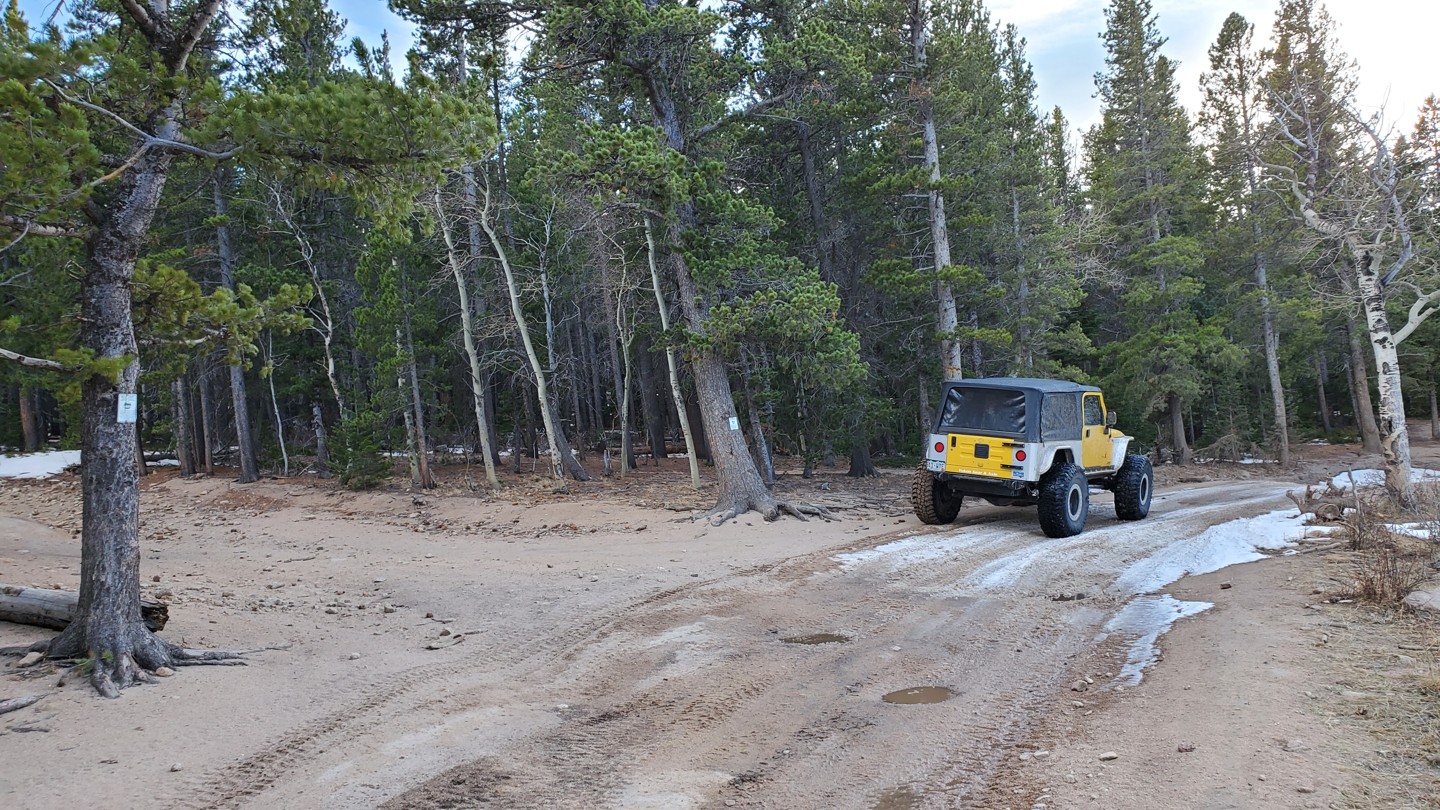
(181, 480, 1293, 809)
(171, 523, 930, 809)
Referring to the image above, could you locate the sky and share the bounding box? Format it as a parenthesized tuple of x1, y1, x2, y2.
(14, 0, 1438, 139)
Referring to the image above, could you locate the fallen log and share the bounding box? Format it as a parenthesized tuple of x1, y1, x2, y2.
(0, 585, 168, 632)
(1285, 484, 1358, 522)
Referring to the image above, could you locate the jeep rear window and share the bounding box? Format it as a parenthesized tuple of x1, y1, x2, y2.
(938, 387, 1026, 436)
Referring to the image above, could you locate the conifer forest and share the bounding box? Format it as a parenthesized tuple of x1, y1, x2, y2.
(4, 0, 1440, 548)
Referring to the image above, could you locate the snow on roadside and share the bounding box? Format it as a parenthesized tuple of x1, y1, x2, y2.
(1109, 508, 1309, 597)
(1384, 523, 1435, 540)
(1097, 508, 1311, 688)
(1103, 468, 1411, 686)
(1329, 467, 1440, 491)
(1098, 594, 1213, 686)
(0, 450, 81, 479)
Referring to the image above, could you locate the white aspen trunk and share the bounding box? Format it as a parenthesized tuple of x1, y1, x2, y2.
(271, 186, 346, 416)
(433, 190, 500, 490)
(397, 331, 423, 488)
(1354, 253, 1414, 505)
(618, 340, 634, 479)
(266, 337, 288, 477)
(909, 0, 963, 381)
(403, 318, 435, 489)
(597, 225, 637, 476)
(477, 181, 587, 481)
(643, 216, 702, 490)
(1315, 353, 1333, 434)
(312, 403, 330, 477)
(1260, 291, 1289, 464)
(741, 353, 775, 486)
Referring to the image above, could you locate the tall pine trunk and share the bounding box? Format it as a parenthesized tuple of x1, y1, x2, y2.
(1315, 353, 1333, 434)
(1345, 314, 1383, 453)
(197, 363, 215, 474)
(213, 171, 259, 482)
(46, 104, 238, 693)
(909, 0, 964, 381)
(635, 335, 668, 463)
(18, 385, 40, 452)
(1168, 393, 1192, 465)
(173, 378, 195, 478)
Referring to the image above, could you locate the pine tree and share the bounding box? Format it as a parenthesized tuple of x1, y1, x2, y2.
(1200, 12, 1291, 464)
(1087, 0, 1235, 464)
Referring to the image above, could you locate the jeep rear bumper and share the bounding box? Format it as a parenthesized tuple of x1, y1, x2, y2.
(930, 471, 1034, 500)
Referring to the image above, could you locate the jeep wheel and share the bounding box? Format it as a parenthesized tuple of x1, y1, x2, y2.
(912, 465, 963, 524)
(1038, 462, 1088, 538)
(1113, 453, 1153, 520)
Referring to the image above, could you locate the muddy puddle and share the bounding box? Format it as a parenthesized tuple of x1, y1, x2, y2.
(881, 686, 953, 705)
(781, 633, 850, 645)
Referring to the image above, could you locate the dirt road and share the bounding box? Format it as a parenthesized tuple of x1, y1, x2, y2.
(1, 466, 1331, 810)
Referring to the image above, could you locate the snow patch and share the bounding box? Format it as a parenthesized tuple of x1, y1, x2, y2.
(1329, 468, 1440, 491)
(1098, 594, 1212, 686)
(0, 450, 81, 479)
(1384, 523, 1436, 540)
(835, 531, 999, 571)
(1109, 508, 1307, 597)
(966, 534, 1092, 590)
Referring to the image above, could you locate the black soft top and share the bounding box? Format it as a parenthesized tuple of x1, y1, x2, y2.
(934, 377, 1099, 441)
(946, 377, 1100, 395)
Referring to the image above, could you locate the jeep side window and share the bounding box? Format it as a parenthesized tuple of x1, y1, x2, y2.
(1083, 395, 1104, 426)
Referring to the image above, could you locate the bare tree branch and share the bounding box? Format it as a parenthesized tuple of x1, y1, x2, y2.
(171, 0, 225, 73)
(114, 0, 161, 41)
(0, 347, 70, 371)
(42, 80, 240, 161)
(0, 214, 85, 239)
(690, 87, 799, 144)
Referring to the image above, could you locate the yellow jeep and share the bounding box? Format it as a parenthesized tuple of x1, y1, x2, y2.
(912, 377, 1153, 537)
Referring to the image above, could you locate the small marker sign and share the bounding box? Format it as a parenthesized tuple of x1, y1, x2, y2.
(728, 416, 740, 431)
(117, 393, 138, 424)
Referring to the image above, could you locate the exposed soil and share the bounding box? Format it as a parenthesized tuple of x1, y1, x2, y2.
(1, 441, 1437, 809)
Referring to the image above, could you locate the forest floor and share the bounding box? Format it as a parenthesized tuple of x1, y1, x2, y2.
(1, 438, 1438, 809)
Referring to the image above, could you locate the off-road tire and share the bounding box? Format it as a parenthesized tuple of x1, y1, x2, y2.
(1038, 462, 1088, 538)
(1113, 453, 1153, 520)
(912, 465, 962, 524)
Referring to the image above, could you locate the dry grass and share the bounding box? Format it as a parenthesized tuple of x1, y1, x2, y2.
(1321, 477, 1440, 807)
(1340, 481, 1440, 607)
(1318, 601, 1440, 809)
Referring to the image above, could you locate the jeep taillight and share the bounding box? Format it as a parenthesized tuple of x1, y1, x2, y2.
(1014, 449, 1027, 461)
(934, 442, 945, 453)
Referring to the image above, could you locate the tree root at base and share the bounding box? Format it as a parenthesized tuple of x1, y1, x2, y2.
(703, 497, 836, 526)
(17, 628, 252, 698)
(0, 695, 42, 715)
